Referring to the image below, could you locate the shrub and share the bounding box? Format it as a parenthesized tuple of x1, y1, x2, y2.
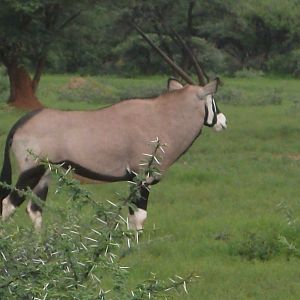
(230, 231, 281, 261)
(255, 88, 283, 106)
(217, 86, 283, 106)
(234, 68, 265, 78)
(217, 87, 247, 105)
(228, 202, 300, 262)
(191, 37, 232, 75)
(276, 201, 300, 260)
(266, 50, 300, 77)
(112, 35, 162, 76)
(58, 77, 119, 104)
(0, 141, 197, 299)
(117, 83, 164, 100)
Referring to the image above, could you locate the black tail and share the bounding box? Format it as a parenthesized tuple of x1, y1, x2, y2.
(0, 134, 13, 202)
(0, 108, 43, 195)
(0, 109, 44, 215)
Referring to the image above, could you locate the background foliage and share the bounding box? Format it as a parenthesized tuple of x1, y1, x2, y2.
(1, 0, 299, 77)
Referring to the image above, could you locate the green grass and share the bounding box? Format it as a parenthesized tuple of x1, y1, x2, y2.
(1, 75, 300, 299)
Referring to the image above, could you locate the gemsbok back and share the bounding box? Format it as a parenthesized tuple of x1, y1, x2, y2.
(0, 26, 227, 231)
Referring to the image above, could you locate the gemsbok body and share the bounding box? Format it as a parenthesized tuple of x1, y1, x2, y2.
(0, 78, 226, 230)
(0, 23, 228, 230)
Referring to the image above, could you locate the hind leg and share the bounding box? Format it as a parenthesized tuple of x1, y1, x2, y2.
(26, 171, 50, 230)
(2, 165, 46, 221)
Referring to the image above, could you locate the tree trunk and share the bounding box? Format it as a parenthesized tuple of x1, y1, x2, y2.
(7, 64, 43, 110)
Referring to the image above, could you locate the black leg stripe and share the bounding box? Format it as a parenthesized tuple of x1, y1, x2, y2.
(54, 160, 135, 182)
(129, 185, 150, 215)
(10, 165, 46, 207)
(30, 186, 49, 212)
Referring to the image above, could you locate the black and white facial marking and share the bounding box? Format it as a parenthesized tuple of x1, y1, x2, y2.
(204, 94, 227, 132)
(204, 94, 217, 127)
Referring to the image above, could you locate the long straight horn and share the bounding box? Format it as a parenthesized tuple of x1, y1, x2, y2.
(171, 29, 208, 86)
(131, 22, 195, 85)
(154, 8, 209, 86)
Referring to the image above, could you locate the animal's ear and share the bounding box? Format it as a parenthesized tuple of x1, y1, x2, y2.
(167, 78, 183, 91)
(198, 78, 219, 98)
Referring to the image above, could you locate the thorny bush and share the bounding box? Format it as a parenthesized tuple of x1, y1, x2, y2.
(0, 140, 198, 299)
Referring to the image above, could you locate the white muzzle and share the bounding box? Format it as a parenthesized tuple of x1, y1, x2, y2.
(213, 113, 227, 132)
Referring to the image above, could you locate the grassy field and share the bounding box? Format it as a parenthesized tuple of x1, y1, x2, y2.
(1, 75, 300, 299)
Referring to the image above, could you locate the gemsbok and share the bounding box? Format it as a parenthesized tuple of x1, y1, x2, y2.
(0, 25, 227, 231)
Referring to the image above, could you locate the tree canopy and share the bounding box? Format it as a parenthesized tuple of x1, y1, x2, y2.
(0, 0, 90, 108)
(0, 0, 299, 108)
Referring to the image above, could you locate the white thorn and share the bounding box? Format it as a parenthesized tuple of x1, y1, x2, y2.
(142, 153, 153, 157)
(159, 146, 165, 153)
(84, 237, 98, 243)
(119, 214, 127, 223)
(150, 137, 159, 143)
(96, 218, 107, 225)
(70, 230, 79, 235)
(106, 199, 117, 207)
(1, 251, 7, 261)
(127, 181, 137, 185)
(91, 229, 102, 236)
(183, 281, 188, 294)
(80, 243, 88, 251)
(153, 156, 161, 165)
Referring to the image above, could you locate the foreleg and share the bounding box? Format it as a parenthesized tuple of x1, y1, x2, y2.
(26, 171, 50, 231)
(128, 184, 150, 231)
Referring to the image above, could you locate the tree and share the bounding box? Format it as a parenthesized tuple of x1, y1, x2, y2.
(103, 1, 210, 76)
(122, 0, 300, 74)
(194, 0, 300, 71)
(0, 0, 86, 109)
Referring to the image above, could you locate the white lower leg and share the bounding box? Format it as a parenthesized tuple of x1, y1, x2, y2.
(2, 197, 16, 221)
(27, 201, 42, 231)
(128, 208, 147, 231)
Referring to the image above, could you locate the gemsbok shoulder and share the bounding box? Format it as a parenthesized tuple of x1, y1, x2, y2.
(0, 26, 227, 231)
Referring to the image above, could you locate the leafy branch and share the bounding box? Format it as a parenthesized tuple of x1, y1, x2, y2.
(0, 140, 198, 299)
